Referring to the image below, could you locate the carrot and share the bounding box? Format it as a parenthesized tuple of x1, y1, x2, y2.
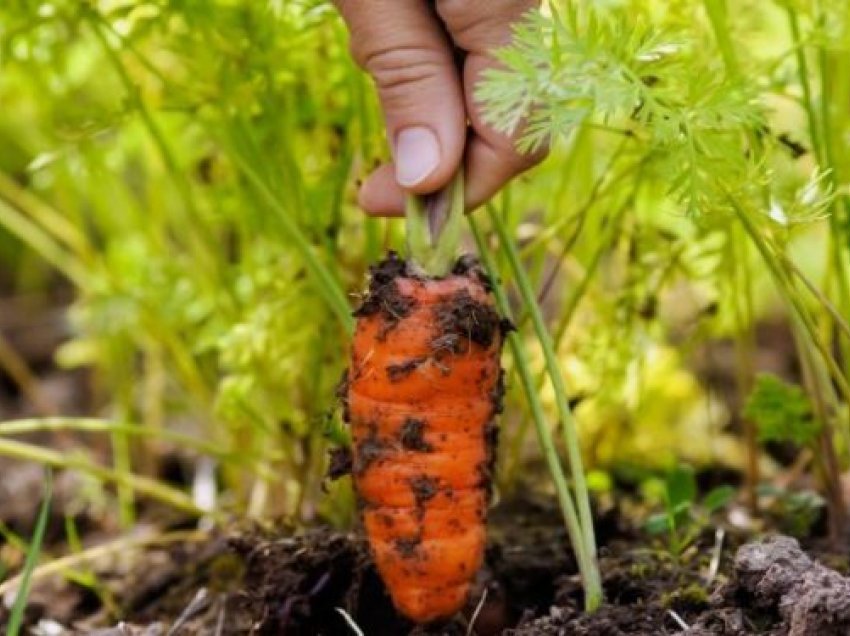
(341, 251, 507, 623)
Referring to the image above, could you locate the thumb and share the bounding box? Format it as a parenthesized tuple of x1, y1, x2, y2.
(336, 0, 466, 193)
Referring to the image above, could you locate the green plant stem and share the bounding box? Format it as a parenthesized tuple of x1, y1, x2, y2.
(729, 225, 758, 512)
(786, 5, 850, 384)
(0, 437, 210, 519)
(87, 13, 202, 233)
(525, 144, 639, 312)
(406, 169, 465, 276)
(228, 148, 354, 332)
(770, 12, 850, 495)
(791, 323, 845, 542)
(6, 471, 51, 636)
(782, 255, 850, 341)
(0, 331, 57, 417)
(0, 530, 206, 599)
(553, 197, 631, 349)
(731, 198, 850, 416)
(703, 0, 741, 80)
(778, 21, 849, 376)
(484, 205, 601, 610)
(0, 171, 90, 261)
(509, 194, 631, 469)
(0, 417, 268, 466)
(469, 216, 602, 612)
(0, 198, 86, 287)
(786, 10, 825, 163)
(816, 45, 850, 379)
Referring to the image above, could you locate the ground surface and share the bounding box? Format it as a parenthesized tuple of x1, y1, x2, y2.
(2, 491, 849, 635)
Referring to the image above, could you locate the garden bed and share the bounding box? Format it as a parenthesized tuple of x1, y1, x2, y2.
(2, 489, 848, 635)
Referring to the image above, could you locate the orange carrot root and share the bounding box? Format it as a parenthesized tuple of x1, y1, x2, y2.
(342, 252, 507, 623)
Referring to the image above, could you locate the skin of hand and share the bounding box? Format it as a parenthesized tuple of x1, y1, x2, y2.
(334, 0, 545, 216)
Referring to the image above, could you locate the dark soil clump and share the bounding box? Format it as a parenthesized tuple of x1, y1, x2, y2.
(352, 251, 416, 324)
(353, 423, 389, 475)
(451, 254, 492, 289)
(394, 535, 423, 559)
(399, 417, 434, 452)
(707, 535, 850, 636)
(409, 475, 439, 506)
(326, 446, 353, 480)
(387, 357, 427, 382)
(433, 290, 502, 351)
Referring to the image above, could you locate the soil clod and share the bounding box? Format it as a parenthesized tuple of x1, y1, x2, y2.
(399, 418, 433, 452)
(725, 534, 850, 636)
(326, 447, 353, 481)
(354, 424, 390, 475)
(386, 357, 427, 382)
(353, 252, 417, 325)
(394, 535, 423, 559)
(409, 475, 439, 506)
(433, 290, 502, 351)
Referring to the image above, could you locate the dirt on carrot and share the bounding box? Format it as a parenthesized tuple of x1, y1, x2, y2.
(340, 252, 507, 623)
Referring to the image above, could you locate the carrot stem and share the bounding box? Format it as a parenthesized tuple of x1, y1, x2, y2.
(485, 204, 601, 611)
(405, 169, 465, 276)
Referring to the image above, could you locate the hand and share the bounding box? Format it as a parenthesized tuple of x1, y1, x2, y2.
(335, 0, 544, 216)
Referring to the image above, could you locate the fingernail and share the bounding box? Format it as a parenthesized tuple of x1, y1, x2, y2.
(394, 126, 440, 187)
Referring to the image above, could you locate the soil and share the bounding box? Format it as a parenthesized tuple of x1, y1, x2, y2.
(399, 418, 434, 453)
(4, 494, 849, 635)
(351, 252, 416, 326)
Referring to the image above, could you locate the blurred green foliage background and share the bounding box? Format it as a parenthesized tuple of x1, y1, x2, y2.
(0, 0, 848, 539)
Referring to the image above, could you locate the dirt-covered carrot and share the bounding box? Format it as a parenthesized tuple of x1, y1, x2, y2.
(340, 251, 506, 622)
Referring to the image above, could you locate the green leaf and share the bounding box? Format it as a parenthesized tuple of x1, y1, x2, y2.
(665, 464, 697, 511)
(644, 512, 671, 535)
(702, 485, 736, 514)
(744, 374, 820, 446)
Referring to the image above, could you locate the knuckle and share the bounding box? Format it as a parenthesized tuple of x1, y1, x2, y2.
(437, 0, 540, 49)
(361, 45, 446, 98)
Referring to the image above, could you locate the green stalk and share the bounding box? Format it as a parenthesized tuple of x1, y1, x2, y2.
(406, 169, 465, 276)
(0, 198, 86, 287)
(731, 198, 850, 408)
(485, 204, 601, 610)
(793, 321, 846, 542)
(6, 472, 51, 636)
(817, 43, 850, 379)
(784, 8, 850, 484)
(786, 10, 825, 163)
(782, 255, 850, 341)
(0, 437, 209, 519)
(230, 150, 354, 332)
(729, 225, 758, 511)
(469, 216, 602, 612)
(0, 171, 90, 261)
(703, 0, 741, 79)
(554, 198, 630, 348)
(0, 418, 257, 465)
